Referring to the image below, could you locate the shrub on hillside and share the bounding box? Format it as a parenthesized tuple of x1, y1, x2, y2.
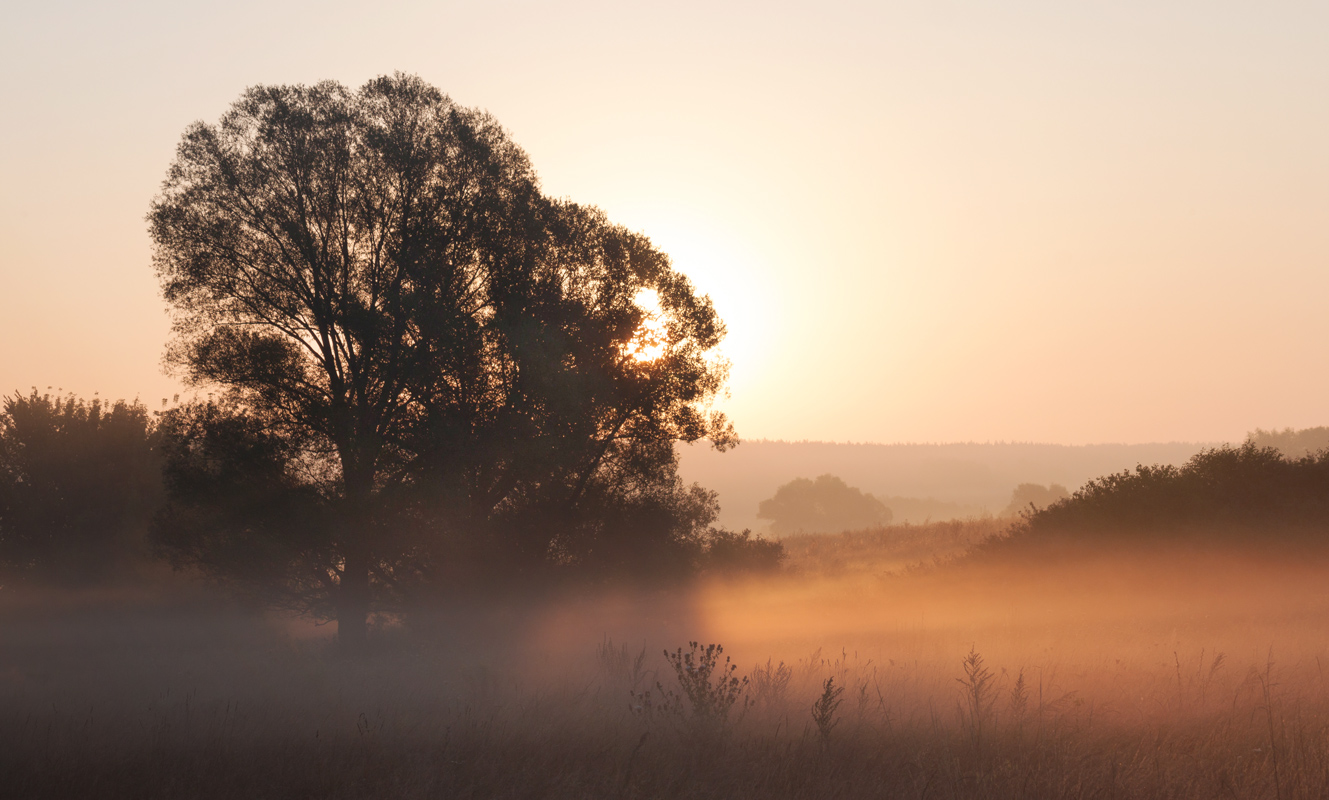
(985, 443, 1329, 551)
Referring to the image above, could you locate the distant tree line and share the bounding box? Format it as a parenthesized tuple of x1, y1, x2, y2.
(756, 475, 1072, 535)
(1246, 426, 1329, 460)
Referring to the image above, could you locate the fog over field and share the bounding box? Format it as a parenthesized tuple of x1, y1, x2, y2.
(679, 439, 1215, 529)
(8, 541, 1329, 799)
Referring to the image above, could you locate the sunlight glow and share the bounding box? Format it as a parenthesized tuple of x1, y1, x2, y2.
(624, 288, 668, 363)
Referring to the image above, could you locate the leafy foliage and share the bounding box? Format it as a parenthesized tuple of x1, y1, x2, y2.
(153, 400, 341, 614)
(0, 391, 160, 581)
(148, 75, 736, 638)
(988, 443, 1329, 551)
(699, 528, 785, 575)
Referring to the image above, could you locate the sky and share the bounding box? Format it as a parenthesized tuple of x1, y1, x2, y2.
(2, 0, 1326, 445)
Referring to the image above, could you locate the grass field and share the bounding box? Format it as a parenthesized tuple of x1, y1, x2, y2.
(777, 517, 1009, 576)
(5, 529, 1329, 798)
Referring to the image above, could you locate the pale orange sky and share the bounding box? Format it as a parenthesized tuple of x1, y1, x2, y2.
(2, 1, 1326, 444)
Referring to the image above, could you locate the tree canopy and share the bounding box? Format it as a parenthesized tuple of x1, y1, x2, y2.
(0, 391, 161, 582)
(148, 74, 735, 647)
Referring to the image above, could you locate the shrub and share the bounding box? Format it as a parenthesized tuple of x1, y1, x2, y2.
(635, 642, 749, 732)
(984, 442, 1329, 552)
(701, 528, 785, 575)
(0, 391, 161, 581)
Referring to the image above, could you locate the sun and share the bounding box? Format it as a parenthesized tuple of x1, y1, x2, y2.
(624, 288, 668, 363)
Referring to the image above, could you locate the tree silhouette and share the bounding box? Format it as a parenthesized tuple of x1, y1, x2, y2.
(757, 474, 891, 535)
(0, 391, 160, 582)
(148, 75, 733, 647)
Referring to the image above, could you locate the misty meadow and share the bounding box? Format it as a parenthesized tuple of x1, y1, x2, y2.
(5, 9, 1329, 795)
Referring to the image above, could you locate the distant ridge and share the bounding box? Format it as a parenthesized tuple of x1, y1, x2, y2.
(677, 439, 1223, 533)
(735, 437, 1213, 447)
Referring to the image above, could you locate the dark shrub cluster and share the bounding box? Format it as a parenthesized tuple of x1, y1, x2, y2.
(700, 528, 785, 575)
(0, 391, 161, 582)
(987, 442, 1329, 552)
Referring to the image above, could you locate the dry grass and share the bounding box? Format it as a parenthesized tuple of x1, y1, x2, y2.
(778, 516, 1010, 576)
(5, 544, 1329, 798)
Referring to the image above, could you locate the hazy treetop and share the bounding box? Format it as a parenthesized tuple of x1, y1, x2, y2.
(1246, 427, 1329, 460)
(757, 474, 891, 536)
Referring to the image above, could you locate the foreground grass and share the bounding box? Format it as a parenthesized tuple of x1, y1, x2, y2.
(4, 550, 1329, 799)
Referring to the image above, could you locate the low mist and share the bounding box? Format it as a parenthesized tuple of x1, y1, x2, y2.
(7, 525, 1329, 799)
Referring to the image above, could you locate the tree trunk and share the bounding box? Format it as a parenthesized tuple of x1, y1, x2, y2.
(337, 542, 370, 654)
(336, 455, 376, 655)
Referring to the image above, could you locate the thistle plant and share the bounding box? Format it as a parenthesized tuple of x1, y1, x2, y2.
(636, 642, 748, 731)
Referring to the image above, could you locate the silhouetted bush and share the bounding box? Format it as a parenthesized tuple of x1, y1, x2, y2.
(985, 443, 1329, 554)
(701, 528, 785, 575)
(0, 391, 161, 582)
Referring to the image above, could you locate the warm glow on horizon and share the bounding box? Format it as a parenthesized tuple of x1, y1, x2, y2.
(3, 1, 1328, 444)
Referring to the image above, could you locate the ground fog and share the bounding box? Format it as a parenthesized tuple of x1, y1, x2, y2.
(4, 539, 1329, 799)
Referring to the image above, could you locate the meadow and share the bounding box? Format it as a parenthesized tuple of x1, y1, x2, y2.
(5, 521, 1329, 799)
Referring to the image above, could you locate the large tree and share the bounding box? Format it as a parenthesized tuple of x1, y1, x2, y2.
(148, 74, 733, 648)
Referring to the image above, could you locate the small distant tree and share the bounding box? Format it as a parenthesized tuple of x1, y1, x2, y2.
(757, 474, 891, 535)
(1001, 482, 1070, 517)
(0, 391, 161, 582)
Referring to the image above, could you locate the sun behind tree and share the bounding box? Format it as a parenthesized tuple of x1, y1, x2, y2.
(147, 74, 735, 650)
